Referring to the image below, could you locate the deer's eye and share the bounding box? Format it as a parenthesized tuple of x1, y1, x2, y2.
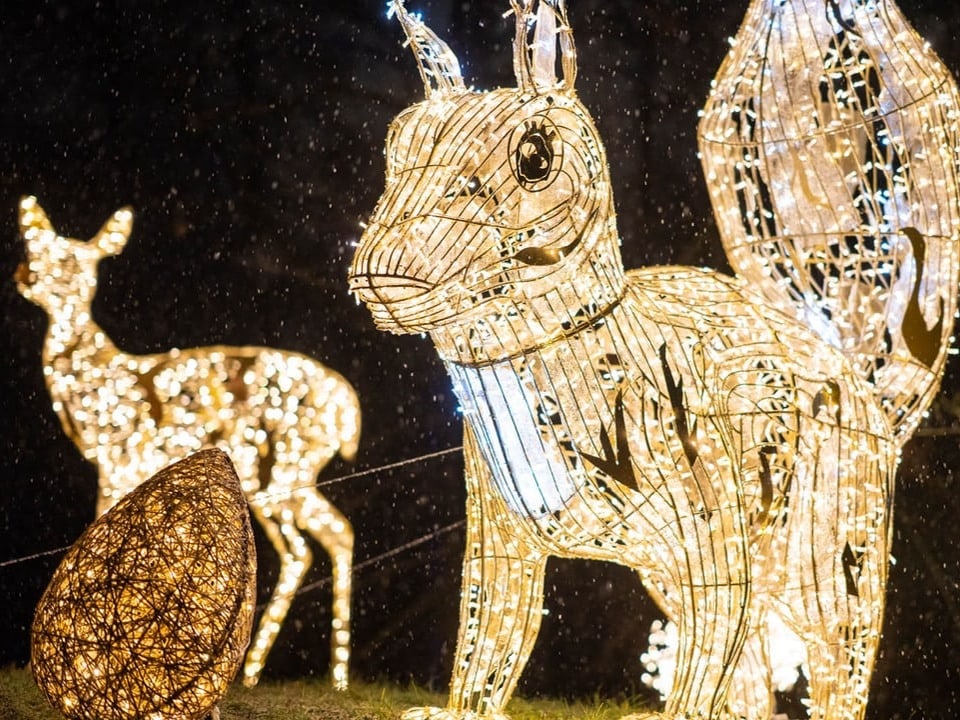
(510, 118, 561, 191)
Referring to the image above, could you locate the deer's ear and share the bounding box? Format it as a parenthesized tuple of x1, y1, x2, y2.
(511, 0, 577, 94)
(94, 207, 133, 257)
(389, 0, 466, 99)
(19, 196, 56, 238)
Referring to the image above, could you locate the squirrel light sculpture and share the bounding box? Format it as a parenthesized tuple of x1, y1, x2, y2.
(349, 1, 955, 719)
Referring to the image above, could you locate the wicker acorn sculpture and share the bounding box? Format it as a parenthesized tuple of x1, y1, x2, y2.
(31, 449, 257, 720)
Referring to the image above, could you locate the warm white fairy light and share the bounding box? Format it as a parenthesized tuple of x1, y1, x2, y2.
(643, 613, 809, 703)
(16, 196, 360, 689)
(349, 2, 920, 719)
(31, 449, 257, 720)
(698, 0, 960, 445)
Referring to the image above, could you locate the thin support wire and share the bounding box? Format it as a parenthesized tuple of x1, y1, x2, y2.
(0, 446, 465, 571)
(271, 518, 466, 606)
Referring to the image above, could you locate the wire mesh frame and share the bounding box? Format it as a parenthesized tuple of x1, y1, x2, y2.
(349, 2, 907, 719)
(31, 449, 257, 720)
(698, 0, 960, 444)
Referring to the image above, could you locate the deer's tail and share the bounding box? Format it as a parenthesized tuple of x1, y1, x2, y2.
(319, 369, 361, 463)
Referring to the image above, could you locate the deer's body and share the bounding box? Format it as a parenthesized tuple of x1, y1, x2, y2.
(17, 196, 358, 689)
(345, 2, 944, 719)
(45, 333, 356, 515)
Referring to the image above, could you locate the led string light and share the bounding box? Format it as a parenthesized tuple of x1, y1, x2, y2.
(6, 520, 465, 609)
(346, 1, 954, 719)
(3, 450, 467, 608)
(31, 449, 257, 720)
(293, 518, 466, 598)
(15, 196, 360, 689)
(0, 546, 73, 570)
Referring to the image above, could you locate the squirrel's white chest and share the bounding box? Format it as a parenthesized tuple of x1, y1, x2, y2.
(446, 362, 580, 517)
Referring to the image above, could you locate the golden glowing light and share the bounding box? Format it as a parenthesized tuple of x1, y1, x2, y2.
(347, 2, 954, 719)
(698, 0, 960, 445)
(16, 196, 360, 689)
(31, 449, 256, 720)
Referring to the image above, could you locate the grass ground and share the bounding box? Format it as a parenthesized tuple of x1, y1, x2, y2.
(0, 666, 644, 720)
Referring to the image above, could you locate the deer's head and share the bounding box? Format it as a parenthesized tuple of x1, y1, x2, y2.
(15, 197, 132, 316)
(349, 1, 623, 350)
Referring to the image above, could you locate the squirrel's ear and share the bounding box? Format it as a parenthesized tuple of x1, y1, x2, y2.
(389, 0, 466, 99)
(511, 0, 577, 94)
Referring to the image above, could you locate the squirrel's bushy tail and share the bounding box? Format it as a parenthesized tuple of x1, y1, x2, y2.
(698, 0, 960, 443)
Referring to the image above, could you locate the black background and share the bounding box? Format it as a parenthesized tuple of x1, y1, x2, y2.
(1, 2, 958, 717)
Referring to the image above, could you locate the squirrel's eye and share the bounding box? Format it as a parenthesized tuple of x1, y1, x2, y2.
(518, 133, 552, 182)
(510, 118, 561, 191)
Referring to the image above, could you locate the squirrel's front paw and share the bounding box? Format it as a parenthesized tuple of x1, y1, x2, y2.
(620, 714, 744, 720)
(402, 708, 511, 720)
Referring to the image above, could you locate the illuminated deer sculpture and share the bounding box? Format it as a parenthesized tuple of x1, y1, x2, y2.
(350, 2, 956, 719)
(16, 196, 359, 689)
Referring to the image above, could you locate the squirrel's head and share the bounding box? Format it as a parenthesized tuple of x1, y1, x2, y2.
(349, 1, 622, 341)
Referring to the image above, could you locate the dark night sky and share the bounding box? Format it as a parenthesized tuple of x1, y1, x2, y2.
(1, 1, 958, 717)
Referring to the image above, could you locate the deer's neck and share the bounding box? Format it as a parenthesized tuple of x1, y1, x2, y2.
(429, 235, 626, 367)
(42, 303, 120, 394)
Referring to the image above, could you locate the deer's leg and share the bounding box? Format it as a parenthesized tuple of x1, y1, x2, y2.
(296, 489, 353, 691)
(404, 427, 547, 720)
(94, 461, 129, 518)
(242, 497, 314, 687)
(94, 487, 112, 519)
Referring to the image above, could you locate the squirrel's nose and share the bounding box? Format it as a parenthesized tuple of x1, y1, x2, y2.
(352, 275, 433, 304)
